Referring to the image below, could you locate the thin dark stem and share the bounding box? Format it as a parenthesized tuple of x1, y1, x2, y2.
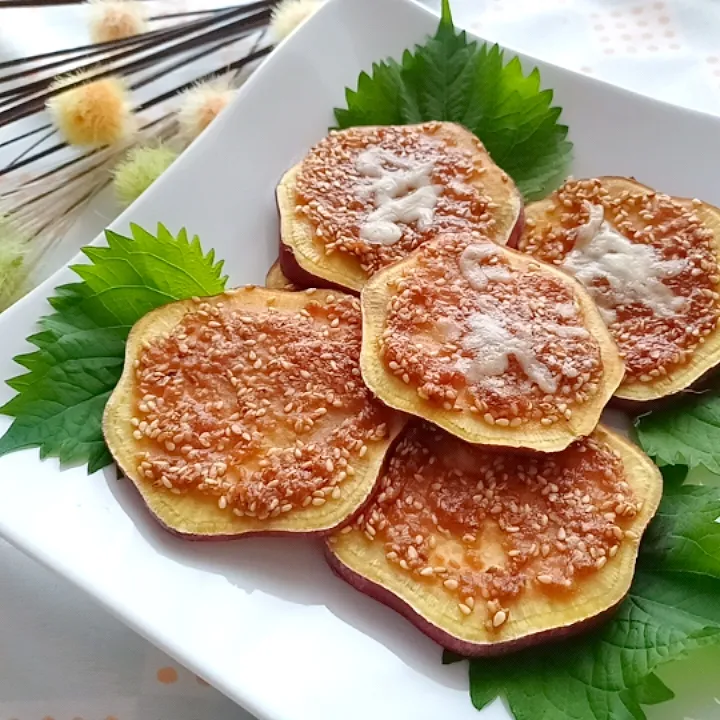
(149, 4, 256, 21)
(5, 127, 57, 171)
(4, 114, 175, 217)
(0, 3, 270, 104)
(0, 2, 274, 88)
(2, 148, 98, 192)
(7, 156, 108, 212)
(0, 45, 271, 178)
(0, 5, 271, 125)
(0, 0, 154, 5)
(0, 24, 195, 88)
(135, 44, 271, 113)
(232, 26, 267, 84)
(1, 45, 139, 91)
(13, 153, 119, 212)
(130, 30, 252, 91)
(30, 182, 109, 242)
(0, 122, 51, 151)
(2, 112, 171, 189)
(0, 0, 274, 72)
(0, 19, 192, 72)
(0, 35, 271, 178)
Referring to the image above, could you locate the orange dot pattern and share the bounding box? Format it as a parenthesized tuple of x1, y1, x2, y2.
(156, 666, 179, 684)
(591, 2, 679, 55)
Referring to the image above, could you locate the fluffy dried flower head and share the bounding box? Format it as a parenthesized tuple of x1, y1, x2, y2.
(47, 73, 135, 147)
(270, 0, 323, 41)
(177, 78, 235, 142)
(87, 0, 148, 43)
(113, 145, 178, 207)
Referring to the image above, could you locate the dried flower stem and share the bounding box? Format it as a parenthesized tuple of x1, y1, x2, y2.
(0, 1, 274, 123)
(1, 43, 271, 177)
(0, 112, 177, 281)
(0, 0, 286, 312)
(1, 4, 270, 91)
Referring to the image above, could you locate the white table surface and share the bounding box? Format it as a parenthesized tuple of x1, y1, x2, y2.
(2, 1, 720, 718)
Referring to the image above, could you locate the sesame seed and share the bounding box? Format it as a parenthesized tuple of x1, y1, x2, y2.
(492, 610, 507, 627)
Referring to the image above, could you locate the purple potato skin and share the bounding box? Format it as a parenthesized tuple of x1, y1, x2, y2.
(114, 455, 385, 541)
(278, 238, 353, 293)
(507, 186, 719, 412)
(324, 543, 623, 657)
(278, 204, 526, 295)
(610, 371, 719, 414)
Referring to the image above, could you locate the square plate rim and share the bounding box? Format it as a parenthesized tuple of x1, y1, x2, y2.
(0, 2, 719, 720)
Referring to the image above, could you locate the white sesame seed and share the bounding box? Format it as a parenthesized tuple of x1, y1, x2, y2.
(492, 610, 507, 627)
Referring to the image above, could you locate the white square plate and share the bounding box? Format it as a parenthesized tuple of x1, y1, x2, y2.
(1, 1, 719, 718)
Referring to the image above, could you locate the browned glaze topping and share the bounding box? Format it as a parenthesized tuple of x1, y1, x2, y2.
(519, 178, 720, 381)
(349, 423, 639, 627)
(130, 290, 393, 519)
(380, 233, 604, 424)
(294, 122, 499, 275)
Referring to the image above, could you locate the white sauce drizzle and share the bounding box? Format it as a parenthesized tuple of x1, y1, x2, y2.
(546, 322, 590, 339)
(355, 149, 441, 246)
(563, 203, 687, 324)
(459, 244, 512, 289)
(555, 303, 578, 319)
(461, 313, 559, 394)
(436, 317, 462, 342)
(443, 243, 593, 394)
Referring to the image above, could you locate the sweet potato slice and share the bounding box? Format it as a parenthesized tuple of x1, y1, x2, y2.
(361, 231, 624, 452)
(327, 423, 662, 656)
(277, 122, 523, 292)
(265, 260, 298, 290)
(103, 287, 404, 538)
(516, 177, 720, 407)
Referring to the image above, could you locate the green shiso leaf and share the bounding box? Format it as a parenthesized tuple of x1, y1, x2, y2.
(0, 224, 227, 473)
(334, 0, 572, 200)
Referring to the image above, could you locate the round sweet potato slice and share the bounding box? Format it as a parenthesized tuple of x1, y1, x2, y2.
(516, 176, 720, 407)
(361, 231, 624, 452)
(103, 287, 404, 538)
(277, 122, 523, 292)
(265, 260, 298, 290)
(326, 423, 662, 657)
